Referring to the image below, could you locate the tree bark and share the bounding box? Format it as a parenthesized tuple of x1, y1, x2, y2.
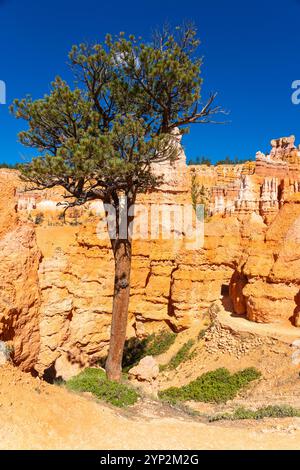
(105, 239, 132, 381)
(105, 193, 134, 381)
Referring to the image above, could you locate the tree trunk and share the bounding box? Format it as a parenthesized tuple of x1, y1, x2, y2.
(105, 239, 132, 381)
(105, 193, 134, 381)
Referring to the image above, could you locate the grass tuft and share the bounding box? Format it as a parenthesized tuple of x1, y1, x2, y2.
(159, 367, 261, 404)
(65, 367, 139, 407)
(209, 405, 300, 422)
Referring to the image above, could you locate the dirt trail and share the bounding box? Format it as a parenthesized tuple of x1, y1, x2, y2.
(0, 364, 300, 450)
(218, 307, 300, 343)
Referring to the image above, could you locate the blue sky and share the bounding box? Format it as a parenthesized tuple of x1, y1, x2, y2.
(0, 0, 300, 164)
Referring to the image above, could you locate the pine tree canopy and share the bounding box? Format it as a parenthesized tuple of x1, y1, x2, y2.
(11, 24, 223, 209)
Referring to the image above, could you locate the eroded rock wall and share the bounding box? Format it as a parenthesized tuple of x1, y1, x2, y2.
(2, 135, 300, 377)
(232, 194, 300, 325)
(0, 171, 41, 371)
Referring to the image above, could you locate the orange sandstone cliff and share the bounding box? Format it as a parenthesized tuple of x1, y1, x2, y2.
(1, 134, 300, 379)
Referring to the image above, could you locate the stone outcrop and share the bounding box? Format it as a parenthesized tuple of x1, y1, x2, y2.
(0, 341, 11, 366)
(128, 355, 160, 395)
(204, 302, 265, 359)
(270, 136, 298, 161)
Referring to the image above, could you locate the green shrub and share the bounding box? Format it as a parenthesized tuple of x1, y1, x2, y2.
(65, 367, 139, 407)
(146, 330, 177, 356)
(121, 330, 177, 371)
(159, 367, 261, 405)
(231, 367, 261, 388)
(210, 405, 300, 422)
(160, 339, 195, 371)
(198, 329, 207, 340)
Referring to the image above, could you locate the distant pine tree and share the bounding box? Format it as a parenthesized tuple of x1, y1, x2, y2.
(0, 162, 17, 169)
(188, 156, 211, 165)
(216, 155, 250, 165)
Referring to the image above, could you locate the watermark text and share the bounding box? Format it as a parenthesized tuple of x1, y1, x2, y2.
(0, 80, 6, 104)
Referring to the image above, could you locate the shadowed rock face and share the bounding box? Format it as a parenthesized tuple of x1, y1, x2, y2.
(1, 136, 300, 378)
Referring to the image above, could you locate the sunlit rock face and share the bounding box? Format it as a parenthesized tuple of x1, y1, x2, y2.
(0, 170, 41, 372)
(190, 136, 300, 223)
(150, 127, 190, 195)
(1, 135, 300, 378)
(232, 193, 300, 325)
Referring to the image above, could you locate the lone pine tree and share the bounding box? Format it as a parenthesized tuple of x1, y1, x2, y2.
(11, 24, 222, 381)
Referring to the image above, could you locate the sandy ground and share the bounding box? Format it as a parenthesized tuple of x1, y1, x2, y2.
(0, 364, 300, 450)
(1, 302, 300, 450)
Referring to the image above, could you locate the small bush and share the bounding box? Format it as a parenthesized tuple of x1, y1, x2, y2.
(210, 405, 300, 422)
(231, 367, 261, 388)
(66, 367, 139, 407)
(159, 367, 261, 405)
(198, 329, 207, 340)
(122, 330, 177, 371)
(146, 330, 177, 357)
(160, 339, 195, 371)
